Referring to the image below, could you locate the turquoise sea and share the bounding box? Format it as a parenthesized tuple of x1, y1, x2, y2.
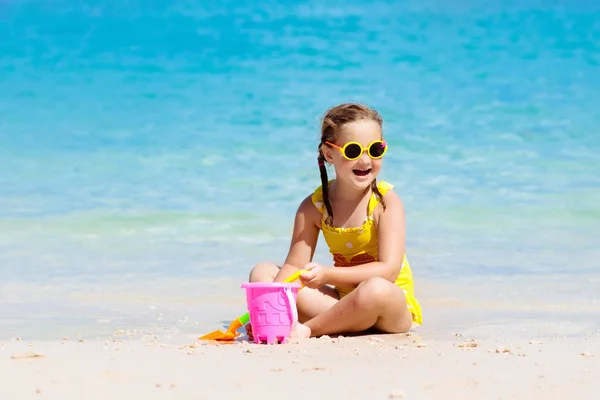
(1, 0, 599, 340)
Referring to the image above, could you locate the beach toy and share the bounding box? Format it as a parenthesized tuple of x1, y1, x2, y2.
(198, 312, 250, 341)
(199, 269, 305, 342)
(241, 281, 301, 344)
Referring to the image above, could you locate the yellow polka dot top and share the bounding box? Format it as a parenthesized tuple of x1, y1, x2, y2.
(311, 180, 423, 325)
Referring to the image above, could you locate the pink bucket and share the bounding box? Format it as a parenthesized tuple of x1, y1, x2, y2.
(241, 282, 301, 344)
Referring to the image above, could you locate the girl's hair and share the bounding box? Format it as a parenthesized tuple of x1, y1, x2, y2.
(317, 103, 386, 223)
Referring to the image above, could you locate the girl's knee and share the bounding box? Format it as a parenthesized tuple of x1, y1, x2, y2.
(354, 277, 404, 310)
(249, 262, 279, 282)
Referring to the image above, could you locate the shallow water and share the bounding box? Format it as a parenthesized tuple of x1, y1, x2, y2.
(1, 0, 599, 339)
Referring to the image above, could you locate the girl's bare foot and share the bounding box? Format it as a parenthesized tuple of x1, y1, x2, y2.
(289, 322, 311, 341)
(248, 322, 310, 343)
(244, 323, 253, 341)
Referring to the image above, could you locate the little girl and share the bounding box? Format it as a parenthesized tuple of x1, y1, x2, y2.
(248, 103, 422, 339)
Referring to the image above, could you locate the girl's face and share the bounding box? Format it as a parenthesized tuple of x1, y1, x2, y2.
(323, 119, 385, 192)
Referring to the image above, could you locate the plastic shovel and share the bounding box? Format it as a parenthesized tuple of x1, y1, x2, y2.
(199, 269, 305, 342)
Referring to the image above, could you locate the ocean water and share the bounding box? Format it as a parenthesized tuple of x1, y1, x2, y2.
(1, 0, 599, 340)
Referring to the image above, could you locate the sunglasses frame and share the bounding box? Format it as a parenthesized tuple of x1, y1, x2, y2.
(325, 140, 388, 161)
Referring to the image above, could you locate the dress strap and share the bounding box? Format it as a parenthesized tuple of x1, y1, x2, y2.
(313, 180, 392, 217)
(311, 183, 327, 214)
(367, 180, 394, 216)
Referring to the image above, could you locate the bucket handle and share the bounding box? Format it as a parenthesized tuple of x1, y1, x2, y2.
(283, 285, 298, 324)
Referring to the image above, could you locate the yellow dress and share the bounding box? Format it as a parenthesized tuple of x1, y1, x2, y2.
(311, 180, 423, 325)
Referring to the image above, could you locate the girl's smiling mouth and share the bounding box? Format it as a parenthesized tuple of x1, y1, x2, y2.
(353, 168, 371, 176)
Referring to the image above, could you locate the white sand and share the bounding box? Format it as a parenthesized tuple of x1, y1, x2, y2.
(2, 329, 598, 400)
(2, 275, 598, 399)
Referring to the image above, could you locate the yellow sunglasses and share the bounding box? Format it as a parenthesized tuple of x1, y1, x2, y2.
(325, 140, 388, 161)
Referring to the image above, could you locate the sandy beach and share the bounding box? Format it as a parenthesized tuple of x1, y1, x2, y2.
(2, 326, 598, 400)
(2, 1, 599, 399)
(2, 276, 599, 399)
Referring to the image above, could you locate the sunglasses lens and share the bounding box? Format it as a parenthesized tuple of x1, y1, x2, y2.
(344, 143, 363, 159)
(368, 141, 386, 158)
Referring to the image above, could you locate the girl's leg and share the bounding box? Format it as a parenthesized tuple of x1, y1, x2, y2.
(248, 262, 339, 322)
(296, 276, 414, 338)
(248, 261, 279, 282)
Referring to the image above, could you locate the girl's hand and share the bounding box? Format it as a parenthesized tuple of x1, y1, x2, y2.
(300, 262, 329, 289)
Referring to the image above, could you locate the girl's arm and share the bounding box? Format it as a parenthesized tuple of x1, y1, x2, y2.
(273, 195, 321, 282)
(323, 190, 406, 286)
